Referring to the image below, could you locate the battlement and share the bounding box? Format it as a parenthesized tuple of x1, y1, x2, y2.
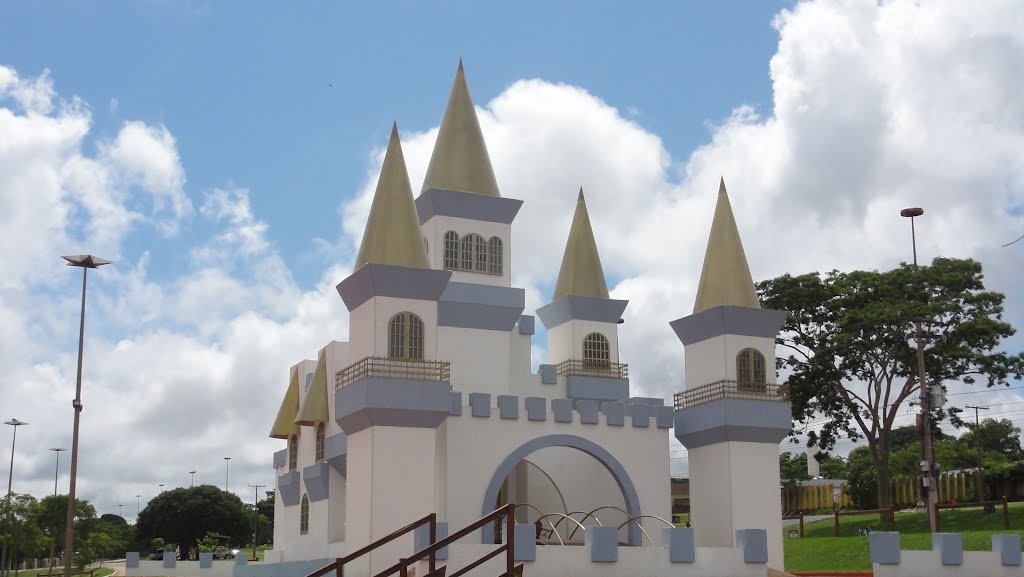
(448, 392, 673, 429)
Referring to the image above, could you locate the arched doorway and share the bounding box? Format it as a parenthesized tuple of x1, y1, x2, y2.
(480, 434, 643, 546)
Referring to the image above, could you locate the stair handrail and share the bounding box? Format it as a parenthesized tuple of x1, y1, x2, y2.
(305, 512, 437, 577)
(380, 503, 518, 577)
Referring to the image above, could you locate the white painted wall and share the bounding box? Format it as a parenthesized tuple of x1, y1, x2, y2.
(422, 215, 512, 287)
(687, 441, 784, 569)
(874, 550, 1024, 577)
(683, 334, 777, 388)
(439, 327, 510, 394)
(547, 320, 620, 366)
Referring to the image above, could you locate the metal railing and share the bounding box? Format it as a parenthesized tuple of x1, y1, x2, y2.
(555, 359, 629, 379)
(673, 379, 789, 409)
(305, 513, 438, 577)
(335, 357, 451, 389)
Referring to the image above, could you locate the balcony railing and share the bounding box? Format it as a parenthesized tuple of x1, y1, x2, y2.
(335, 356, 451, 389)
(555, 358, 629, 379)
(673, 379, 789, 410)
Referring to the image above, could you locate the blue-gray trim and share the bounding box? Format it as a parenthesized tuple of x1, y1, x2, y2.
(416, 188, 523, 225)
(273, 449, 286, 469)
(578, 400, 599, 424)
(325, 433, 347, 476)
(448, 392, 463, 416)
(200, 552, 213, 568)
(870, 532, 901, 565)
(438, 282, 525, 331)
(627, 396, 665, 407)
(525, 397, 546, 421)
(480, 434, 643, 546)
(552, 399, 572, 422)
(673, 398, 792, 449)
(414, 522, 449, 560)
(335, 377, 450, 435)
(163, 554, 176, 569)
(469, 393, 491, 417)
(536, 295, 628, 329)
(126, 553, 139, 568)
(233, 558, 332, 577)
(662, 527, 695, 563)
(540, 364, 557, 384)
(336, 264, 452, 312)
(302, 463, 330, 502)
(517, 315, 535, 335)
(277, 471, 301, 506)
(567, 375, 629, 404)
(234, 552, 248, 566)
(512, 525, 536, 561)
(735, 529, 767, 563)
(498, 395, 519, 419)
(992, 534, 1022, 566)
(670, 305, 788, 346)
(654, 406, 673, 429)
(932, 533, 963, 566)
(628, 404, 651, 427)
(602, 402, 624, 426)
(585, 526, 619, 562)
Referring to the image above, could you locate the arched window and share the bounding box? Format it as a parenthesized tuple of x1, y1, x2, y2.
(288, 434, 298, 471)
(315, 423, 325, 462)
(582, 332, 611, 369)
(443, 232, 459, 270)
(461, 234, 487, 272)
(736, 348, 767, 389)
(388, 312, 425, 360)
(488, 237, 503, 275)
(299, 494, 310, 534)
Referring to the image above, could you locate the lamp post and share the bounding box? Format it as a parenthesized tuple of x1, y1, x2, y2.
(899, 208, 938, 532)
(49, 448, 66, 496)
(248, 484, 265, 561)
(190, 471, 196, 487)
(2, 419, 28, 577)
(118, 504, 123, 518)
(224, 457, 231, 492)
(62, 254, 112, 577)
(158, 484, 164, 493)
(47, 447, 66, 575)
(965, 405, 989, 500)
(136, 494, 141, 518)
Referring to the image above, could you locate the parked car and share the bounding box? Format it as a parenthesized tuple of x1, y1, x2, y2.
(212, 547, 238, 559)
(149, 548, 165, 560)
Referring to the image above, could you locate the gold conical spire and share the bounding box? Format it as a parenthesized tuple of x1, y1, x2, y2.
(420, 60, 501, 197)
(269, 370, 301, 439)
(295, 350, 328, 426)
(692, 178, 761, 313)
(355, 123, 430, 270)
(553, 188, 609, 300)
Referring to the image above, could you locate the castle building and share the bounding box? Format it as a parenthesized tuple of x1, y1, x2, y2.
(261, 62, 791, 577)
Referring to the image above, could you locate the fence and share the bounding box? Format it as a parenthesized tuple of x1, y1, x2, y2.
(781, 483, 853, 513)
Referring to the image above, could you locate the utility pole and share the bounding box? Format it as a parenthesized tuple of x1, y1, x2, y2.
(900, 207, 938, 532)
(224, 457, 231, 492)
(248, 484, 266, 561)
(190, 471, 196, 487)
(966, 405, 989, 501)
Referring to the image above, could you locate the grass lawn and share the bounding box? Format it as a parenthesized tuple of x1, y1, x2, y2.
(7, 568, 115, 577)
(784, 502, 1024, 572)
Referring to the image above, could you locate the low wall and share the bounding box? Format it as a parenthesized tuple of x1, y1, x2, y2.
(127, 560, 235, 577)
(870, 532, 1022, 577)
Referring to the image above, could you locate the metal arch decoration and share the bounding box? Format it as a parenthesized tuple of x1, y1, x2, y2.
(567, 506, 631, 540)
(533, 513, 588, 546)
(552, 510, 603, 537)
(616, 515, 675, 547)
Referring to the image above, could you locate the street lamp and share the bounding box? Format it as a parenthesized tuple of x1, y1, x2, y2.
(158, 484, 164, 493)
(61, 253, 112, 577)
(248, 484, 265, 561)
(2, 419, 28, 577)
(136, 495, 141, 518)
(900, 208, 938, 532)
(224, 458, 231, 492)
(49, 448, 66, 496)
(118, 504, 123, 518)
(190, 471, 196, 487)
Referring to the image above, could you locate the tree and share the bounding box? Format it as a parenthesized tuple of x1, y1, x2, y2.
(779, 452, 811, 485)
(844, 447, 878, 508)
(136, 485, 251, 560)
(962, 418, 1024, 461)
(255, 490, 274, 546)
(759, 257, 1024, 511)
(818, 454, 848, 480)
(31, 494, 97, 557)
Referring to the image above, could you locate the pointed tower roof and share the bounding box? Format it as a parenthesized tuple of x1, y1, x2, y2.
(355, 123, 430, 270)
(420, 60, 501, 197)
(553, 188, 610, 300)
(269, 370, 300, 439)
(295, 350, 328, 426)
(692, 178, 761, 313)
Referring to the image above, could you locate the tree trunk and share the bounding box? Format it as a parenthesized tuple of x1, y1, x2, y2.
(873, 446, 893, 522)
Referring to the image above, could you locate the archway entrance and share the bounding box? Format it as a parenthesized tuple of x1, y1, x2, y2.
(480, 434, 642, 546)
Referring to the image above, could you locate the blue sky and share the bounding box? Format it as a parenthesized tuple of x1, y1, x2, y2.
(2, 0, 1023, 516)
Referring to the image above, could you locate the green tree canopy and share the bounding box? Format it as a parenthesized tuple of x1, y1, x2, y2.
(136, 485, 251, 560)
(780, 452, 811, 485)
(758, 257, 1024, 510)
(961, 418, 1023, 461)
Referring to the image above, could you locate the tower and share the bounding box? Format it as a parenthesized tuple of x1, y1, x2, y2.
(671, 179, 790, 569)
(537, 188, 629, 405)
(334, 124, 453, 574)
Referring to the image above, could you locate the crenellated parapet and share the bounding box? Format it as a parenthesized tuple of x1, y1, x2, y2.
(448, 392, 672, 429)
